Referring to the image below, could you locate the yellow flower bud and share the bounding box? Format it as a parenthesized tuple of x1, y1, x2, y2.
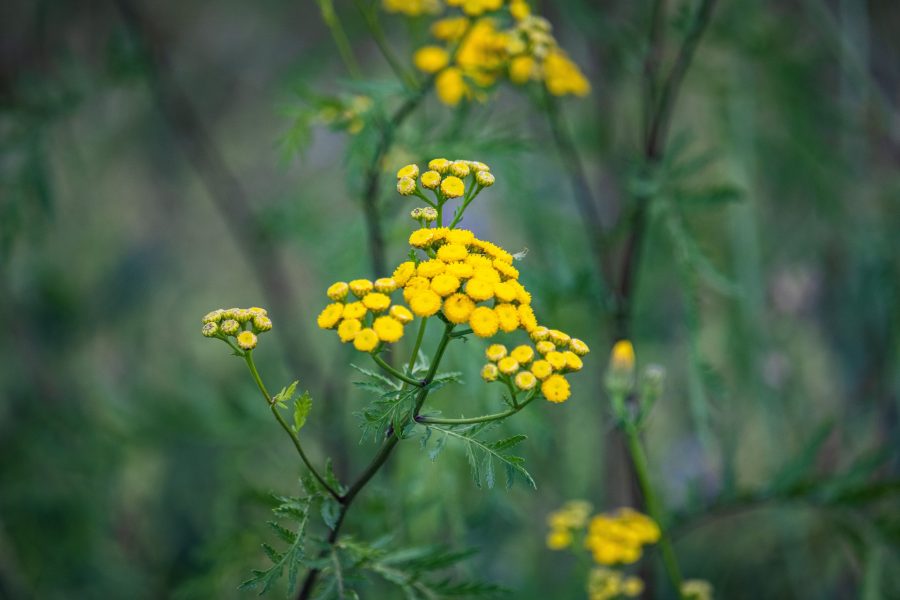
(220, 319, 240, 335)
(397, 176, 416, 196)
(353, 328, 379, 352)
(428, 158, 451, 173)
(349, 279, 374, 298)
(497, 356, 520, 375)
(202, 309, 224, 324)
(413, 46, 449, 73)
(397, 163, 420, 179)
(475, 170, 495, 187)
(252, 315, 273, 332)
(374, 277, 397, 293)
(390, 305, 414, 324)
(236, 330, 258, 350)
(481, 363, 499, 382)
(420, 170, 441, 189)
(421, 207, 438, 222)
(440, 175, 465, 198)
(326, 281, 349, 301)
(610, 340, 635, 374)
(485, 344, 507, 362)
(201, 322, 219, 337)
(449, 160, 470, 178)
(514, 371, 537, 391)
(541, 374, 571, 403)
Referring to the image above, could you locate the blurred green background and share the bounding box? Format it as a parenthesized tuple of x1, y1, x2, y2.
(1, 0, 898, 598)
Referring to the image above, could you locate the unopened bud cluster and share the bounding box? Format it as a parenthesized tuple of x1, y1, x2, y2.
(201, 306, 272, 351)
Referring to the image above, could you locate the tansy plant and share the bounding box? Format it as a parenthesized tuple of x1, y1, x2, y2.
(201, 159, 590, 598)
(396, 0, 590, 105)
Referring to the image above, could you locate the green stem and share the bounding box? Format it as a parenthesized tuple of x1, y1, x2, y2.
(405, 317, 429, 378)
(315, 0, 362, 79)
(296, 322, 455, 599)
(243, 354, 341, 501)
(352, 0, 417, 90)
(417, 392, 537, 425)
(620, 412, 685, 598)
(371, 352, 422, 387)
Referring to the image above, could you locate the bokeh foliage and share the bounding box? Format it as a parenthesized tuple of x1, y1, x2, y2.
(1, 0, 898, 598)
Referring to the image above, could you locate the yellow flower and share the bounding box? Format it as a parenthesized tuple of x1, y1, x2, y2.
(353, 328, 379, 352)
(548, 328, 571, 345)
(397, 163, 420, 179)
(349, 279, 374, 297)
(570, 338, 590, 356)
(413, 46, 450, 73)
(397, 176, 416, 195)
(509, 0, 530, 20)
(337, 318, 362, 342)
(475, 170, 495, 187)
(497, 356, 520, 375)
(493, 281, 518, 302)
(403, 276, 431, 302)
(481, 362, 499, 382)
(485, 343, 507, 361)
(374, 277, 397, 293)
(622, 577, 644, 598)
(510, 345, 534, 364)
(236, 330, 258, 350)
(546, 350, 567, 371)
(436, 67, 468, 106)
(417, 259, 446, 278)
(409, 229, 435, 248)
(362, 292, 391, 312)
(420, 170, 441, 189)
(465, 278, 494, 301)
(531, 359, 553, 380)
(393, 261, 417, 285)
(446, 261, 474, 279)
(518, 305, 538, 331)
(317, 303, 344, 329)
(342, 301, 367, 320)
(472, 265, 501, 283)
(373, 316, 404, 343)
(437, 243, 468, 262)
(326, 282, 349, 301)
(536, 340, 555, 355)
(449, 160, 470, 178)
(509, 55, 535, 84)
(469, 306, 499, 337)
(220, 319, 240, 335)
(493, 260, 519, 279)
(202, 309, 224, 324)
(428, 157, 451, 173)
(514, 371, 537, 390)
(543, 48, 590, 97)
(390, 305, 414, 324)
(546, 528, 572, 550)
(446, 228, 476, 245)
(253, 315, 273, 332)
(440, 175, 466, 198)
(541, 374, 570, 402)
(408, 290, 442, 317)
(442, 293, 475, 324)
(530, 325, 550, 341)
(610, 339, 635, 373)
(495, 303, 520, 332)
(563, 351, 583, 371)
(431, 17, 468, 41)
(430, 273, 461, 296)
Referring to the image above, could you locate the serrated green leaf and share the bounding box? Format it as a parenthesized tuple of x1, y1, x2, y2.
(293, 391, 313, 432)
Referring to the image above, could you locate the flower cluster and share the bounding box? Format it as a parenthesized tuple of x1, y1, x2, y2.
(586, 567, 644, 600)
(547, 504, 660, 565)
(584, 508, 661, 565)
(382, 0, 442, 17)
(480, 327, 587, 403)
(317, 159, 588, 404)
(200, 307, 272, 351)
(316, 278, 414, 353)
(404, 2, 589, 105)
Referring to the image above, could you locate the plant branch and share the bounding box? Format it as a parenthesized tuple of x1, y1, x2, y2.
(416, 392, 537, 425)
(243, 354, 341, 502)
(352, 0, 417, 90)
(614, 0, 718, 339)
(316, 0, 363, 79)
(371, 351, 423, 387)
(296, 322, 455, 599)
(621, 417, 686, 598)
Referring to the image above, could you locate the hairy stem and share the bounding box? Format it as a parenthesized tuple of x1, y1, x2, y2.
(243, 354, 341, 501)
